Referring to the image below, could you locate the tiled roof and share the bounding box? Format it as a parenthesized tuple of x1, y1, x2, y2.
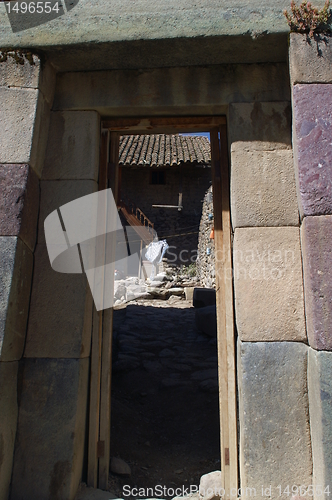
(119, 134, 211, 167)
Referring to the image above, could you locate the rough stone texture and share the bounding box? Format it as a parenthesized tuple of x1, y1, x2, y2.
(0, 164, 39, 252)
(0, 361, 18, 500)
(308, 348, 332, 494)
(301, 216, 332, 350)
(0, 237, 33, 362)
(231, 149, 299, 228)
(228, 102, 292, 151)
(42, 111, 100, 181)
(233, 227, 306, 342)
(290, 33, 332, 84)
(293, 84, 332, 218)
(76, 484, 118, 500)
(11, 357, 89, 500)
(25, 244, 93, 359)
(238, 341, 312, 499)
(0, 1, 298, 72)
(197, 187, 216, 289)
(199, 471, 223, 500)
(0, 87, 38, 164)
(54, 64, 290, 115)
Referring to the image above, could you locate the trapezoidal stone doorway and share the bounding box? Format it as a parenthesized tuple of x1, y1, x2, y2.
(86, 119, 238, 496)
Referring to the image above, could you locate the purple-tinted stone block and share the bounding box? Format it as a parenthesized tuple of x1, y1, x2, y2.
(301, 215, 332, 350)
(0, 164, 39, 251)
(293, 84, 332, 217)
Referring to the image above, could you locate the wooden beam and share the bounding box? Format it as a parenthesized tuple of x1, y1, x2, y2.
(211, 128, 229, 492)
(98, 132, 120, 490)
(219, 124, 238, 494)
(102, 116, 226, 134)
(87, 129, 109, 488)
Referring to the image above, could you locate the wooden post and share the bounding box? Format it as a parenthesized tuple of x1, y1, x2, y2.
(98, 132, 120, 489)
(211, 127, 238, 496)
(219, 124, 238, 494)
(87, 129, 109, 487)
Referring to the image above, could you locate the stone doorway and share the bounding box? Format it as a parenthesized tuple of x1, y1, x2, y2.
(87, 118, 237, 495)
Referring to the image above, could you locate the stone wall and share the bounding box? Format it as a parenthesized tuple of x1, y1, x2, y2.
(0, 55, 53, 500)
(230, 98, 312, 496)
(196, 186, 216, 288)
(289, 33, 332, 497)
(121, 165, 211, 264)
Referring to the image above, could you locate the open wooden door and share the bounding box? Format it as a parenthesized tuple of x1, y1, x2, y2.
(87, 118, 237, 494)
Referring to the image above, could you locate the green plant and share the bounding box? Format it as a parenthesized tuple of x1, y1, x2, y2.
(185, 263, 197, 278)
(0, 49, 35, 65)
(284, 0, 331, 37)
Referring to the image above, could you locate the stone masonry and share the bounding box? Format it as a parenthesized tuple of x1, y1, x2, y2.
(0, 55, 53, 500)
(289, 34, 332, 498)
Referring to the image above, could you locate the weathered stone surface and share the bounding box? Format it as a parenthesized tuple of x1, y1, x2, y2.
(293, 84, 332, 217)
(25, 244, 93, 359)
(37, 180, 98, 244)
(228, 102, 292, 151)
(301, 216, 332, 350)
(0, 237, 33, 362)
(76, 484, 118, 500)
(290, 33, 332, 84)
(0, 87, 38, 164)
(231, 149, 299, 228)
(308, 348, 332, 492)
(42, 111, 100, 181)
(233, 227, 306, 342)
(238, 341, 312, 498)
(110, 457, 131, 476)
(0, 361, 18, 500)
(0, 54, 55, 103)
(11, 357, 89, 500)
(0, 164, 39, 251)
(199, 471, 223, 500)
(54, 65, 290, 115)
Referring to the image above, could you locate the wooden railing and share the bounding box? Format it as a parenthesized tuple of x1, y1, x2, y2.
(119, 195, 154, 234)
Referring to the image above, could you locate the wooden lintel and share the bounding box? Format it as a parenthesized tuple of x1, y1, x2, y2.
(101, 116, 226, 134)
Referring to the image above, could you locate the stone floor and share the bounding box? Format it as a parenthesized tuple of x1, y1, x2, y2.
(109, 297, 221, 496)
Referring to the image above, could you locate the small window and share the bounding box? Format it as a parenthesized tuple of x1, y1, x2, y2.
(150, 171, 166, 185)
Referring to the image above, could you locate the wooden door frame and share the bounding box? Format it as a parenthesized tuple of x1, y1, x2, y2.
(88, 116, 238, 494)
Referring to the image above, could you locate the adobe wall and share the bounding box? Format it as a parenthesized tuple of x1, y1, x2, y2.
(0, 34, 331, 500)
(121, 165, 211, 264)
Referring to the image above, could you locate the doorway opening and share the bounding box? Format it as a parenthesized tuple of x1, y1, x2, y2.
(87, 118, 237, 497)
(109, 131, 220, 495)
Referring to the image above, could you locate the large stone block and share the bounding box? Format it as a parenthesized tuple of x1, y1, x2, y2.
(25, 244, 93, 359)
(301, 216, 332, 350)
(308, 348, 332, 497)
(11, 357, 89, 500)
(228, 102, 292, 152)
(37, 180, 98, 244)
(0, 361, 18, 500)
(42, 111, 100, 181)
(293, 84, 332, 218)
(231, 149, 299, 228)
(233, 227, 306, 342)
(238, 341, 312, 499)
(0, 87, 38, 165)
(0, 237, 33, 362)
(0, 164, 39, 252)
(290, 33, 332, 84)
